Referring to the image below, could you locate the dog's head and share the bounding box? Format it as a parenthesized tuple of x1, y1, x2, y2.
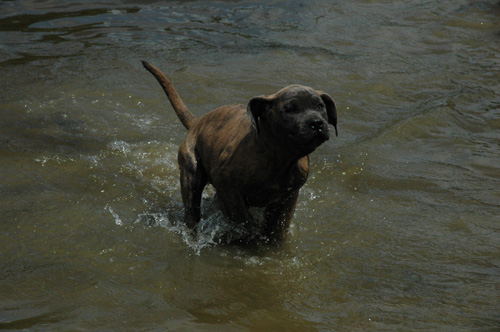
(247, 85, 337, 156)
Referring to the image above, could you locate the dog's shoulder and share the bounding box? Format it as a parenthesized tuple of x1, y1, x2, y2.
(195, 104, 245, 126)
(190, 104, 252, 137)
(186, 104, 254, 164)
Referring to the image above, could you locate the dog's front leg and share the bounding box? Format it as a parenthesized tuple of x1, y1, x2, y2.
(216, 190, 255, 229)
(263, 191, 300, 242)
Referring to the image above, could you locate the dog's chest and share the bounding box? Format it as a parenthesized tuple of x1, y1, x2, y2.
(244, 163, 308, 206)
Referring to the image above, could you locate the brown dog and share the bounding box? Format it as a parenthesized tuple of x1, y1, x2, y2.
(142, 61, 337, 242)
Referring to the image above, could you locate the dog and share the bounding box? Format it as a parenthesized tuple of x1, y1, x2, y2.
(142, 61, 337, 242)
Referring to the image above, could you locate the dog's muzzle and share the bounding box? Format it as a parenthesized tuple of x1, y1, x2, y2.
(307, 118, 329, 141)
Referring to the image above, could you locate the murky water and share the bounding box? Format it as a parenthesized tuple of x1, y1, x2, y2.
(1, 0, 500, 330)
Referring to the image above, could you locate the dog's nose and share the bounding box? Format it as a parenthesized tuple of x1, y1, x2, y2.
(308, 118, 325, 132)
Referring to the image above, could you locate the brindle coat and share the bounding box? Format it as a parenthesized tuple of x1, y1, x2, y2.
(142, 61, 337, 242)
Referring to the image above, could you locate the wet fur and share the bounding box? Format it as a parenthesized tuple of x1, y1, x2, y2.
(142, 61, 337, 242)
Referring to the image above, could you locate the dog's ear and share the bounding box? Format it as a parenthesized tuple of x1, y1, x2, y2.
(247, 96, 272, 133)
(318, 92, 338, 136)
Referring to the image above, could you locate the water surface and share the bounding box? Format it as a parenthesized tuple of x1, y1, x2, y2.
(1, 0, 500, 330)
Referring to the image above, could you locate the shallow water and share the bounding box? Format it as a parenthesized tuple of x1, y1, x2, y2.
(1, 0, 500, 330)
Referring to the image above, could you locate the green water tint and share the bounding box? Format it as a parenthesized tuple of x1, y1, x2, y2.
(1, 0, 499, 330)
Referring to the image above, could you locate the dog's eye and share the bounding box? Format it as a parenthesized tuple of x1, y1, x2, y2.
(285, 104, 297, 113)
(315, 103, 324, 111)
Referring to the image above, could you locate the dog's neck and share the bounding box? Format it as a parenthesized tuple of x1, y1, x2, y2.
(254, 126, 309, 168)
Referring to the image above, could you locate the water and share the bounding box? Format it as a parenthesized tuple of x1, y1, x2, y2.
(1, 0, 499, 330)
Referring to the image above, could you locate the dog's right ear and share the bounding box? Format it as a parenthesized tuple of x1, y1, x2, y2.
(247, 96, 272, 134)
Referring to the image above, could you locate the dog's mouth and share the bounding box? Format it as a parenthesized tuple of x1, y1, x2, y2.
(314, 127, 330, 142)
(308, 131, 329, 150)
(285, 126, 329, 156)
(307, 122, 330, 144)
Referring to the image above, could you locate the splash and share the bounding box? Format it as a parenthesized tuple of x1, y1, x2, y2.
(136, 196, 269, 255)
(106, 205, 123, 226)
(107, 140, 131, 155)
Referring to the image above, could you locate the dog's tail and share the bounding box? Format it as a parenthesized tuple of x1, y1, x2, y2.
(141, 61, 195, 130)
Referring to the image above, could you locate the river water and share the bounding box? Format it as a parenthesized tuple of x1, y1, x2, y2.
(1, 0, 499, 331)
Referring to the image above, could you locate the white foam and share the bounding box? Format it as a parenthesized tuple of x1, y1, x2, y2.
(107, 205, 123, 226)
(138, 197, 270, 255)
(107, 140, 131, 155)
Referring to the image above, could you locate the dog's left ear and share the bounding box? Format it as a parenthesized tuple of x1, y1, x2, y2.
(318, 92, 338, 136)
(247, 96, 272, 134)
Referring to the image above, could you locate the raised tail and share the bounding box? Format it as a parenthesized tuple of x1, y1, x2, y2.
(141, 61, 196, 130)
